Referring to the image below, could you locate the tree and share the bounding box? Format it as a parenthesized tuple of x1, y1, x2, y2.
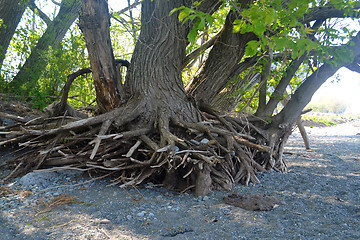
(9, 0, 81, 92)
(0, 0, 28, 68)
(2, 0, 360, 196)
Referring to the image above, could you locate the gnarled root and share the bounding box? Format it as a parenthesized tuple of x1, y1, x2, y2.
(1, 101, 289, 196)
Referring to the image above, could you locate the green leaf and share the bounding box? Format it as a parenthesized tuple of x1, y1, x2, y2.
(233, 19, 243, 33)
(187, 28, 198, 43)
(254, 23, 266, 36)
(206, 15, 214, 26)
(198, 18, 206, 30)
(245, 40, 259, 57)
(169, 6, 184, 16)
(264, 9, 277, 25)
(178, 8, 191, 22)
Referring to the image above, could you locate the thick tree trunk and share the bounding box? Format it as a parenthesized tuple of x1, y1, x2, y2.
(126, 0, 201, 121)
(9, 0, 81, 92)
(79, 0, 122, 112)
(0, 0, 27, 67)
(125, 0, 226, 195)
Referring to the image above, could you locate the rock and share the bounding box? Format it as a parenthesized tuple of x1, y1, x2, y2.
(137, 211, 146, 217)
(19, 171, 58, 187)
(190, 139, 200, 145)
(99, 219, 111, 224)
(203, 196, 210, 201)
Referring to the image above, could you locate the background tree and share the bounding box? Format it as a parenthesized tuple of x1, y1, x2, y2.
(2, 0, 360, 196)
(0, 0, 28, 68)
(9, 0, 81, 93)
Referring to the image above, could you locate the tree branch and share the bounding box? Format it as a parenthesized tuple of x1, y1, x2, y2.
(255, 49, 273, 115)
(27, 1, 52, 26)
(182, 32, 220, 69)
(273, 31, 360, 126)
(113, 0, 141, 15)
(110, 14, 134, 35)
(127, 0, 137, 44)
(302, 5, 360, 23)
(345, 55, 360, 74)
(259, 53, 307, 117)
(51, 0, 61, 6)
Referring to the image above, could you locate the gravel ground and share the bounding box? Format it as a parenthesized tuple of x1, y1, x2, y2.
(0, 121, 359, 240)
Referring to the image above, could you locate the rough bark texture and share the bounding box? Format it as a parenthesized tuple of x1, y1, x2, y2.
(9, 0, 81, 91)
(79, 0, 124, 112)
(126, 0, 201, 121)
(0, 0, 27, 67)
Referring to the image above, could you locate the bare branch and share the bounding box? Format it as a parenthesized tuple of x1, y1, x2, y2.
(303, 5, 360, 23)
(113, 0, 141, 15)
(127, 0, 137, 43)
(110, 14, 135, 35)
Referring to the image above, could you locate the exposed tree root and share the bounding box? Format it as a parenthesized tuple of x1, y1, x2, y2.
(1, 102, 291, 196)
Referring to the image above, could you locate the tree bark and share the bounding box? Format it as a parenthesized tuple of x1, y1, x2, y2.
(124, 0, 223, 193)
(79, 0, 122, 112)
(0, 0, 27, 67)
(9, 0, 81, 92)
(126, 0, 209, 121)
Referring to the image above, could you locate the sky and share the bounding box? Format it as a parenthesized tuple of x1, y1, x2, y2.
(310, 68, 360, 114)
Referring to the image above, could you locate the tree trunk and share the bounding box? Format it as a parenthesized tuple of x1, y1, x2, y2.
(9, 0, 81, 92)
(79, 0, 122, 112)
(258, 54, 307, 118)
(186, 1, 255, 105)
(126, 0, 201, 122)
(0, 0, 27, 67)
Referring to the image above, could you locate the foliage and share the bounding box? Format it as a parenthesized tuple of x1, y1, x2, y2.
(1, 0, 359, 114)
(170, 2, 216, 43)
(0, 8, 44, 90)
(40, 26, 95, 109)
(29, 90, 50, 110)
